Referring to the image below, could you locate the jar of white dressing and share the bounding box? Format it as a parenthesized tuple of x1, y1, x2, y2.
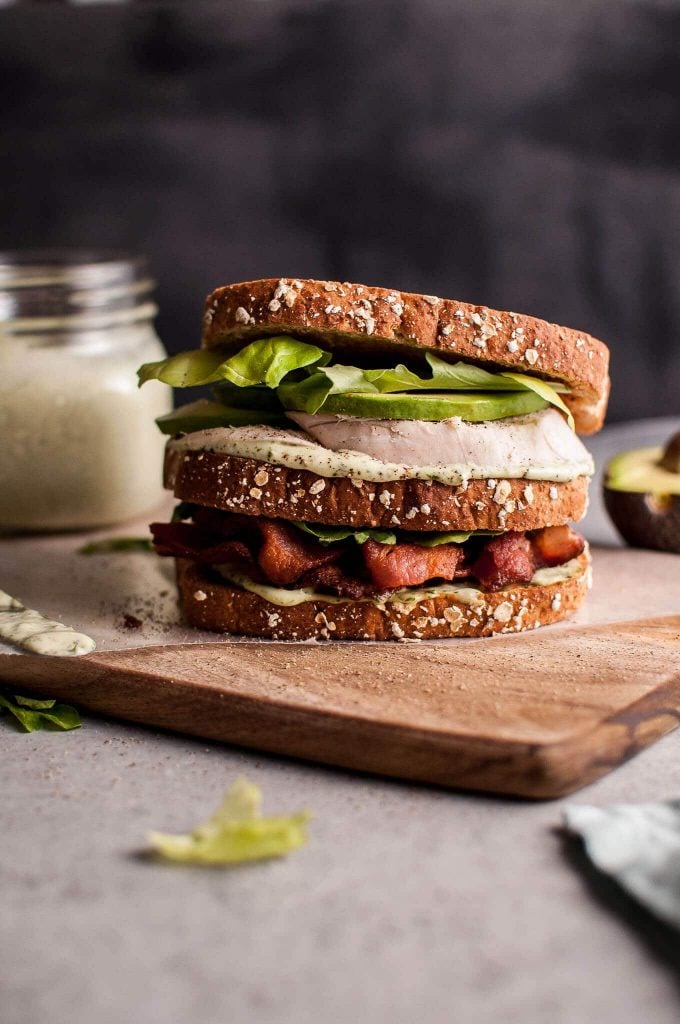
(0, 251, 171, 531)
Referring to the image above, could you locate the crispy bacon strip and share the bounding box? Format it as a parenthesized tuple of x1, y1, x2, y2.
(470, 532, 535, 592)
(150, 522, 256, 573)
(300, 563, 375, 600)
(256, 520, 341, 585)
(362, 539, 466, 590)
(530, 525, 585, 567)
(152, 511, 585, 599)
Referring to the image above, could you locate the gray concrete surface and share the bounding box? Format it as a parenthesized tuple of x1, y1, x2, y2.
(2, 417, 680, 1024)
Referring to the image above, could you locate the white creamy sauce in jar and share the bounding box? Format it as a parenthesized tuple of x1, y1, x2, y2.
(0, 589, 95, 656)
(0, 324, 170, 530)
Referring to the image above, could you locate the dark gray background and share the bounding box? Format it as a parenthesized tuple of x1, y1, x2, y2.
(2, 0, 679, 422)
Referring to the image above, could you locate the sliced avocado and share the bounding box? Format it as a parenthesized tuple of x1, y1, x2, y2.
(319, 389, 547, 422)
(156, 399, 286, 435)
(603, 435, 680, 553)
(604, 446, 680, 496)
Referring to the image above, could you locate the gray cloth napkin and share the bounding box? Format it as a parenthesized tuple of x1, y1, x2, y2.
(564, 801, 680, 930)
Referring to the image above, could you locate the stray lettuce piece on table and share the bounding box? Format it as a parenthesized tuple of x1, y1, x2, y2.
(147, 777, 311, 866)
(79, 537, 154, 555)
(0, 691, 81, 732)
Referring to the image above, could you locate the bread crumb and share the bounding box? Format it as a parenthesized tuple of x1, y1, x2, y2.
(193, 590, 207, 602)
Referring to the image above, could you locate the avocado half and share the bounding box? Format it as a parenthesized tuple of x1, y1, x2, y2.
(603, 431, 680, 553)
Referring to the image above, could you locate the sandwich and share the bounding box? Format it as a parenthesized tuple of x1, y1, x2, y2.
(138, 278, 610, 640)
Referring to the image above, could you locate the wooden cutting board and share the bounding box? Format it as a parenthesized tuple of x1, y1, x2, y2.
(1, 567, 680, 798)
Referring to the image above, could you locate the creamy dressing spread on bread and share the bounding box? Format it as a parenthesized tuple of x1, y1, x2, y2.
(0, 590, 95, 656)
(217, 556, 585, 609)
(170, 410, 593, 485)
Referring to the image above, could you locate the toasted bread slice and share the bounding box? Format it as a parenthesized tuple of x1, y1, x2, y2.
(201, 278, 610, 434)
(164, 446, 589, 532)
(175, 549, 591, 641)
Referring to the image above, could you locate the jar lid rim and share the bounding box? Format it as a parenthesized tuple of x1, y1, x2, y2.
(0, 250, 148, 289)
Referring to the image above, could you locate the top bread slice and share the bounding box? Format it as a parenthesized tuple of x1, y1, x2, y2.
(202, 278, 610, 435)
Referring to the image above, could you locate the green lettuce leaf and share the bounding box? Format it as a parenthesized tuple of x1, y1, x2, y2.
(79, 538, 153, 554)
(138, 350, 227, 388)
(216, 336, 330, 388)
(138, 337, 329, 390)
(295, 522, 398, 545)
(0, 691, 81, 732)
(278, 351, 572, 423)
(294, 522, 498, 547)
(365, 354, 567, 394)
(147, 777, 310, 866)
(501, 372, 574, 430)
(138, 336, 573, 427)
(278, 364, 373, 414)
(411, 530, 500, 547)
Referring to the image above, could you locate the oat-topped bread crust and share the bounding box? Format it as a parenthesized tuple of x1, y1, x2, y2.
(164, 447, 589, 532)
(176, 551, 591, 641)
(202, 278, 610, 434)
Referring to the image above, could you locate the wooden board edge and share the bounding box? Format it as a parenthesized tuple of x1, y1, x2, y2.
(2, 643, 680, 799)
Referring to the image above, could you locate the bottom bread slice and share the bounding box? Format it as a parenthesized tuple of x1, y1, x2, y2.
(175, 549, 591, 641)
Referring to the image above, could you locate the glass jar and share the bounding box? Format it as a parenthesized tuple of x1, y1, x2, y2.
(0, 251, 172, 531)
